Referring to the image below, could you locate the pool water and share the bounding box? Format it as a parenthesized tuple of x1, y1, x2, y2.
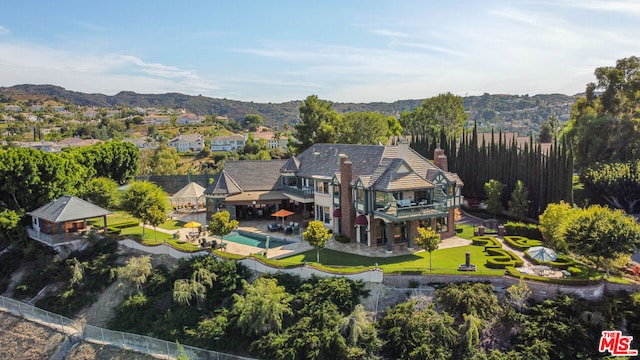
(223, 231, 290, 249)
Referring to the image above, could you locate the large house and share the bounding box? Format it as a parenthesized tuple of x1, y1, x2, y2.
(176, 113, 204, 125)
(168, 133, 204, 152)
(205, 142, 463, 252)
(210, 134, 246, 152)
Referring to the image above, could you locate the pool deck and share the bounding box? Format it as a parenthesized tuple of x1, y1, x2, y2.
(168, 212, 472, 259)
(171, 213, 313, 258)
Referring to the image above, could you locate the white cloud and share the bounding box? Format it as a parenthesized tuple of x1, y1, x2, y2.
(0, 25, 10, 35)
(0, 40, 219, 96)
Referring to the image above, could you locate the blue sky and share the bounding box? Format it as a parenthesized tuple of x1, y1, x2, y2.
(1, 0, 639, 103)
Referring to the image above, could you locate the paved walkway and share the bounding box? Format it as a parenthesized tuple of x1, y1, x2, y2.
(166, 212, 474, 259)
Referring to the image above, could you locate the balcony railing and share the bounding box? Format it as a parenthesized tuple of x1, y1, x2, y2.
(282, 185, 314, 199)
(27, 228, 87, 246)
(373, 202, 448, 220)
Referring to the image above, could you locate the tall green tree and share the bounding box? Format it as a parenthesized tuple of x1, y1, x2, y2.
(173, 267, 216, 308)
(64, 141, 140, 184)
(120, 181, 170, 236)
(232, 277, 293, 336)
(208, 210, 238, 242)
(562, 205, 640, 277)
(484, 179, 505, 215)
(581, 160, 640, 213)
(338, 111, 390, 144)
(143, 143, 182, 175)
(377, 300, 459, 359)
(339, 304, 382, 358)
(421, 92, 468, 139)
(0, 147, 87, 210)
(243, 114, 264, 131)
(117, 255, 153, 293)
(414, 226, 440, 271)
(567, 57, 640, 167)
(294, 95, 341, 153)
(508, 180, 529, 219)
(82, 177, 119, 208)
(303, 220, 332, 263)
(538, 201, 574, 251)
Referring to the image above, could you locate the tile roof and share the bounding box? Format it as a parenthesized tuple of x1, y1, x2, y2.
(27, 195, 112, 223)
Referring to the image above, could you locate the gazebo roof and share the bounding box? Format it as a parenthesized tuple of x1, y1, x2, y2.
(172, 182, 206, 200)
(27, 195, 112, 223)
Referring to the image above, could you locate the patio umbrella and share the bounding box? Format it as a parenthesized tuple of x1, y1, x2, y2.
(183, 221, 202, 229)
(527, 246, 558, 262)
(272, 209, 295, 227)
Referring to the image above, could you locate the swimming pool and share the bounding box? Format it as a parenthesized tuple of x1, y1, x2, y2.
(223, 231, 291, 249)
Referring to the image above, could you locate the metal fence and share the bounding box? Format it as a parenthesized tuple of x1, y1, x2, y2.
(0, 295, 256, 360)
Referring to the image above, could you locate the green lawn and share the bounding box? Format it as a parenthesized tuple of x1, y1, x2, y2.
(119, 226, 173, 241)
(281, 245, 505, 275)
(455, 224, 476, 239)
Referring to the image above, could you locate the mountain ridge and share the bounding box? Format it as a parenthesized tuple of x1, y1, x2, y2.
(0, 84, 578, 132)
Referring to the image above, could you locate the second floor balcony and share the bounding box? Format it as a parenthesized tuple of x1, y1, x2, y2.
(373, 201, 449, 221)
(282, 185, 315, 200)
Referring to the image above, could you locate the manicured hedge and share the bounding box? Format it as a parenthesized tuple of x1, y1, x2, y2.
(472, 236, 501, 249)
(485, 248, 524, 268)
(503, 236, 543, 250)
(524, 252, 575, 270)
(505, 266, 602, 286)
(504, 221, 542, 240)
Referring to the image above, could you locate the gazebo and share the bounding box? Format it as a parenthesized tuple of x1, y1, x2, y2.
(172, 182, 206, 211)
(26, 195, 112, 247)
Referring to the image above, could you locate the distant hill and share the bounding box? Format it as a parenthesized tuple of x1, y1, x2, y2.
(0, 84, 579, 134)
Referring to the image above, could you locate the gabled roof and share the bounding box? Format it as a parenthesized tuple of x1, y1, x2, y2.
(291, 143, 464, 190)
(371, 158, 434, 191)
(27, 195, 112, 223)
(288, 144, 386, 179)
(281, 156, 300, 173)
(205, 160, 287, 195)
(205, 170, 243, 196)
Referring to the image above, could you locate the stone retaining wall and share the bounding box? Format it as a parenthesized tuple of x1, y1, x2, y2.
(383, 274, 639, 301)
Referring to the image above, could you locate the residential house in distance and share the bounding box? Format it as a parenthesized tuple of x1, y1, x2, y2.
(205, 141, 463, 253)
(210, 134, 246, 152)
(57, 137, 103, 148)
(82, 109, 99, 118)
(4, 105, 22, 112)
(122, 137, 159, 150)
(176, 113, 204, 125)
(143, 115, 171, 125)
(168, 133, 204, 152)
(253, 130, 289, 150)
(16, 140, 63, 153)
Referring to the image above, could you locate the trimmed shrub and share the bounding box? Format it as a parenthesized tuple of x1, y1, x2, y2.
(503, 236, 543, 250)
(505, 266, 600, 286)
(485, 248, 524, 268)
(504, 221, 542, 240)
(334, 234, 351, 244)
(472, 236, 501, 249)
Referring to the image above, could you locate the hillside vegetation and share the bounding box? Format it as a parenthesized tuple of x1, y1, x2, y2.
(0, 84, 576, 133)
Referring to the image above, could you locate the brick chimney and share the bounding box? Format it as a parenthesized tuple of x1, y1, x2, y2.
(340, 154, 356, 241)
(433, 144, 448, 171)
